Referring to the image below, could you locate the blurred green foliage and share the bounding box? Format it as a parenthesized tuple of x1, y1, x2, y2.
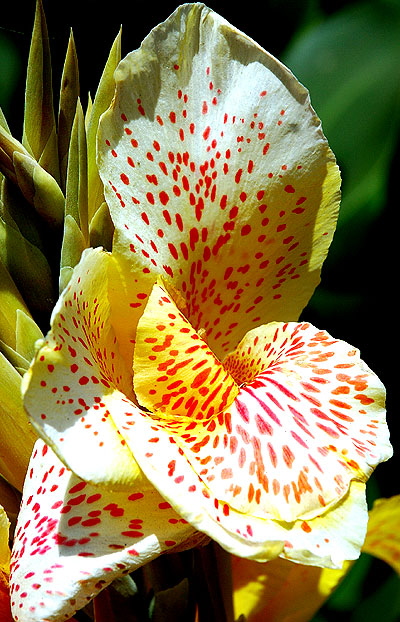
(1, 0, 399, 620)
(0, 33, 21, 119)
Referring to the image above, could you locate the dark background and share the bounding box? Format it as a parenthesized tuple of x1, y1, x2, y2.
(1, 1, 399, 619)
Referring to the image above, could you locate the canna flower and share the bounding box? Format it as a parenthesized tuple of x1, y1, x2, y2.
(10, 3, 391, 621)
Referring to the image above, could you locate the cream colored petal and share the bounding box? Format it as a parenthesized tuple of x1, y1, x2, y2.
(10, 441, 197, 622)
(219, 322, 391, 522)
(23, 248, 145, 490)
(98, 3, 340, 357)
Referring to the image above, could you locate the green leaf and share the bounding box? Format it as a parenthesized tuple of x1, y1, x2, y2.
(351, 571, 400, 622)
(0, 178, 46, 253)
(89, 201, 114, 250)
(13, 151, 64, 227)
(15, 309, 43, 363)
(65, 99, 88, 241)
(59, 214, 87, 292)
(0, 350, 37, 491)
(58, 30, 80, 191)
(0, 257, 31, 350)
(22, 0, 60, 182)
(0, 340, 30, 375)
(0, 214, 55, 316)
(283, 1, 400, 235)
(326, 553, 372, 612)
(86, 29, 121, 223)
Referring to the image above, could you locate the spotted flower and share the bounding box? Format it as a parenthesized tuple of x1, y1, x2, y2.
(10, 3, 392, 621)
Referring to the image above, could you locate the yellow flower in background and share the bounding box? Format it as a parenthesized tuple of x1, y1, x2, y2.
(6, 3, 392, 621)
(232, 495, 400, 622)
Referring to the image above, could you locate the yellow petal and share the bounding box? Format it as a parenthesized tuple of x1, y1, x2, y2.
(134, 278, 238, 417)
(98, 3, 340, 358)
(362, 495, 400, 574)
(232, 494, 400, 621)
(233, 555, 351, 622)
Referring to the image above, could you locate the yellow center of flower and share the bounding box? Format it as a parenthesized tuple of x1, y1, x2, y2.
(134, 279, 239, 419)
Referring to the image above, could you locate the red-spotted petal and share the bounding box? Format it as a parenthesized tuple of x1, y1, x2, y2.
(97, 3, 340, 357)
(108, 323, 391, 565)
(134, 278, 238, 417)
(110, 400, 371, 566)
(220, 322, 391, 521)
(10, 440, 199, 622)
(22, 248, 147, 490)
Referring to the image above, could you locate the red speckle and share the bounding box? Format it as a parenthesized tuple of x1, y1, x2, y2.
(159, 191, 169, 206)
(203, 126, 211, 140)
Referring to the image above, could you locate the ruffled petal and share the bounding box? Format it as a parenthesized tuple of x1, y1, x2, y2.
(98, 3, 340, 357)
(220, 322, 391, 522)
(134, 278, 238, 417)
(111, 399, 371, 566)
(10, 440, 199, 622)
(232, 555, 351, 622)
(111, 324, 390, 566)
(22, 248, 146, 490)
(362, 495, 400, 574)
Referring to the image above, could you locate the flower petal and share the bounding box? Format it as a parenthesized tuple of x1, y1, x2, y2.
(109, 401, 371, 567)
(232, 555, 351, 622)
(111, 325, 390, 566)
(10, 440, 199, 622)
(22, 248, 146, 489)
(97, 3, 340, 357)
(220, 322, 391, 522)
(134, 278, 238, 417)
(362, 495, 400, 574)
